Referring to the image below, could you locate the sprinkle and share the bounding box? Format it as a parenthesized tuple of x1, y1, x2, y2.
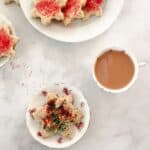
(37, 131, 42, 136)
(76, 122, 84, 130)
(63, 88, 70, 95)
(29, 108, 36, 119)
(57, 137, 63, 143)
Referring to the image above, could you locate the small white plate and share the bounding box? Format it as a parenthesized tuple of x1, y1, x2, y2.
(26, 83, 90, 149)
(0, 14, 15, 67)
(20, 0, 124, 42)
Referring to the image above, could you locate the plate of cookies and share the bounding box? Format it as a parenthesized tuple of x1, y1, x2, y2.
(20, 0, 124, 42)
(26, 83, 90, 148)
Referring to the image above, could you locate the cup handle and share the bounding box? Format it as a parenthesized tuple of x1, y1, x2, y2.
(138, 62, 147, 68)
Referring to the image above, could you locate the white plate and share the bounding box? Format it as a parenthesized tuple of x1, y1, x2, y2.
(0, 14, 15, 67)
(26, 83, 90, 149)
(20, 0, 124, 42)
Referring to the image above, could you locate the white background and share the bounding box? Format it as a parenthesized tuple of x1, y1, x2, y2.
(0, 0, 150, 149)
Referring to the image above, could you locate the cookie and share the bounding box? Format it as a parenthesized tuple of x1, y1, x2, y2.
(63, 0, 85, 25)
(0, 25, 19, 57)
(83, 0, 104, 19)
(32, 0, 64, 26)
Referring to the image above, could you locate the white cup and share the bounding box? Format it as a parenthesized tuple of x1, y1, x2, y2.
(92, 47, 145, 94)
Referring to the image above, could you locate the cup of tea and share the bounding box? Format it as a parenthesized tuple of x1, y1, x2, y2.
(92, 47, 145, 93)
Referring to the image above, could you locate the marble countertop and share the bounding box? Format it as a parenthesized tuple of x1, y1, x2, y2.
(0, 0, 150, 150)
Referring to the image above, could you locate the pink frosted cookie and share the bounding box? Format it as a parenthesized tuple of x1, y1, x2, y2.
(0, 25, 19, 57)
(63, 0, 85, 25)
(83, 0, 104, 19)
(32, 0, 64, 25)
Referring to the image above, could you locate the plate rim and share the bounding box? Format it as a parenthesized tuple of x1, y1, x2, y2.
(20, 0, 124, 43)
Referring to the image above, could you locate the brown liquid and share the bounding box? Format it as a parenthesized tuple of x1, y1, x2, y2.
(94, 50, 135, 89)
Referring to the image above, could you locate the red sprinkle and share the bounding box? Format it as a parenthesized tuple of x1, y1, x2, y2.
(57, 137, 63, 143)
(45, 105, 52, 114)
(37, 131, 42, 136)
(84, 0, 103, 11)
(42, 90, 47, 96)
(63, 88, 70, 95)
(42, 117, 52, 128)
(76, 122, 84, 130)
(0, 28, 12, 54)
(47, 99, 56, 109)
(36, 0, 61, 16)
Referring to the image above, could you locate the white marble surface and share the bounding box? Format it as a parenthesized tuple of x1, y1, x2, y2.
(0, 0, 150, 150)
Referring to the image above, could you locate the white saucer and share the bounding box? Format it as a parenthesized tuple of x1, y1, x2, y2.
(26, 83, 90, 149)
(20, 0, 124, 42)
